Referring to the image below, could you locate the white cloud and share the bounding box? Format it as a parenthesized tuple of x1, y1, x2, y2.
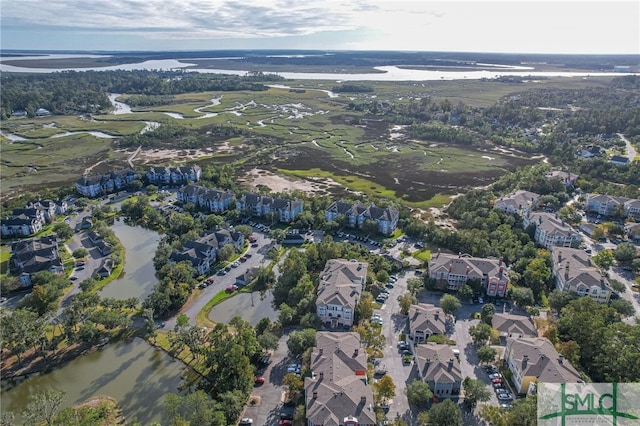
(1, 0, 638, 53)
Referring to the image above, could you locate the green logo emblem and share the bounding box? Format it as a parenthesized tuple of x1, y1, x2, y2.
(538, 383, 640, 425)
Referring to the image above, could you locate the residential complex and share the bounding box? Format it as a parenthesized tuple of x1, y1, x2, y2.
(491, 313, 537, 343)
(413, 343, 463, 397)
(585, 193, 640, 220)
(304, 332, 376, 426)
(493, 190, 539, 216)
(545, 170, 578, 187)
(236, 193, 304, 223)
(1, 199, 67, 237)
(169, 229, 244, 275)
(523, 212, 582, 250)
(9, 235, 63, 286)
(176, 185, 236, 213)
(408, 303, 447, 343)
(551, 247, 612, 303)
(325, 199, 399, 235)
(428, 251, 509, 297)
(316, 259, 367, 329)
(76, 169, 138, 198)
(504, 337, 582, 394)
(146, 165, 202, 185)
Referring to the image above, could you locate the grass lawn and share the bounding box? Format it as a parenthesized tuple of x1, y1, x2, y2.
(0, 250, 11, 275)
(412, 249, 432, 262)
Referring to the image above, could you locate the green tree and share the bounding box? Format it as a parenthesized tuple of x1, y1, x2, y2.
(509, 287, 534, 308)
(440, 294, 461, 314)
(614, 242, 638, 264)
(353, 321, 386, 354)
(608, 279, 626, 293)
(218, 244, 236, 262)
(416, 411, 430, 426)
(405, 379, 433, 409)
(548, 289, 577, 313)
(356, 293, 374, 324)
(374, 375, 396, 402)
(165, 390, 218, 426)
(610, 298, 635, 317)
(556, 340, 581, 366)
(257, 332, 279, 351)
(234, 224, 253, 238)
(479, 404, 507, 426)
(458, 284, 474, 302)
(22, 389, 66, 426)
(477, 345, 498, 364)
(269, 229, 286, 243)
(428, 399, 462, 426)
(376, 269, 390, 283)
(397, 292, 417, 315)
(0, 309, 44, 366)
(504, 395, 537, 426)
(522, 256, 551, 299)
(286, 328, 317, 357)
(593, 249, 615, 271)
(52, 222, 73, 240)
(72, 248, 89, 258)
(283, 373, 304, 401)
(480, 303, 496, 325)
(463, 376, 492, 408)
(469, 323, 492, 345)
(407, 277, 424, 295)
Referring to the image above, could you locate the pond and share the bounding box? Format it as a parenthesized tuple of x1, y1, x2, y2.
(99, 219, 160, 301)
(0, 338, 192, 424)
(208, 290, 278, 326)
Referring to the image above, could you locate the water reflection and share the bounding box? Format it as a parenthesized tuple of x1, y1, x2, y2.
(0, 338, 189, 424)
(99, 219, 160, 301)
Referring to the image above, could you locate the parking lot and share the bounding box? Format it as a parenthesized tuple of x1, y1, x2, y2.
(241, 331, 298, 426)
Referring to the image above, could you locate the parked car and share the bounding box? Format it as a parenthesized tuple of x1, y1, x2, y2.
(239, 419, 253, 425)
(398, 341, 410, 351)
(251, 243, 259, 248)
(489, 373, 502, 379)
(253, 376, 265, 385)
(287, 363, 301, 374)
(278, 420, 292, 426)
(492, 378, 503, 384)
(226, 285, 238, 292)
(280, 413, 293, 421)
(498, 393, 513, 400)
(478, 297, 484, 304)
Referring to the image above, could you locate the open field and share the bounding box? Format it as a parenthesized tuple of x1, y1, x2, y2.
(0, 77, 605, 202)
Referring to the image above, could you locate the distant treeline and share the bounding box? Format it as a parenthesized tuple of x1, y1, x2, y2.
(0, 70, 284, 119)
(331, 84, 374, 93)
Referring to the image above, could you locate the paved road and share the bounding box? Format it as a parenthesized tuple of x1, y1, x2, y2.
(375, 271, 414, 423)
(618, 133, 638, 162)
(608, 267, 640, 324)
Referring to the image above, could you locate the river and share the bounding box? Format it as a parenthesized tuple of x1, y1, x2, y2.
(99, 219, 160, 301)
(0, 338, 191, 424)
(1, 57, 635, 81)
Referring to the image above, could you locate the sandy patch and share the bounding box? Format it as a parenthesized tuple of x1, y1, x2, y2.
(239, 168, 343, 195)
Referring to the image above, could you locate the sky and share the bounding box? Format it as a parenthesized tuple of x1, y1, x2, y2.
(1, 0, 638, 54)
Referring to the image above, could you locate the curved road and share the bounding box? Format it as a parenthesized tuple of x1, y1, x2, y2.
(618, 133, 638, 162)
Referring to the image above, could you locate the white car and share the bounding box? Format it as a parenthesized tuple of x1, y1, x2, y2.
(239, 418, 253, 425)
